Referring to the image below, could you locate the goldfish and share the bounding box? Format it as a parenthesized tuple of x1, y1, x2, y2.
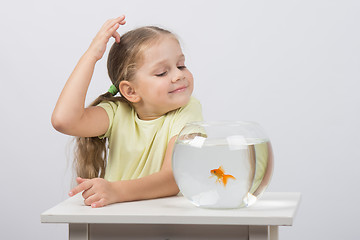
(210, 166, 236, 187)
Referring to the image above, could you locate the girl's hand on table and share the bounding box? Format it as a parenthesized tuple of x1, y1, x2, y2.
(69, 177, 118, 208)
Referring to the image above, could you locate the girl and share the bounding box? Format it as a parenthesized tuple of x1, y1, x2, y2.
(51, 16, 203, 208)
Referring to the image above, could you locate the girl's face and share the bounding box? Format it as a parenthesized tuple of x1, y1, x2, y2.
(132, 36, 194, 119)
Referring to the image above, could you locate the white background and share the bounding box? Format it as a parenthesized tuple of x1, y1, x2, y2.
(1, 0, 359, 239)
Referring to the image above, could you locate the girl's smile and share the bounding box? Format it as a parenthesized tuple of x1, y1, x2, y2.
(169, 84, 189, 94)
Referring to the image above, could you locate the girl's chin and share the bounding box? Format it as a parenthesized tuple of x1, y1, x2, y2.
(172, 96, 191, 109)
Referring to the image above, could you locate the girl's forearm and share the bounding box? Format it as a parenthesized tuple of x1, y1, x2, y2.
(52, 52, 97, 128)
(114, 170, 180, 202)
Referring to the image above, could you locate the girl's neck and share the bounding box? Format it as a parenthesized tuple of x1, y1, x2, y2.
(133, 103, 166, 121)
(137, 113, 164, 121)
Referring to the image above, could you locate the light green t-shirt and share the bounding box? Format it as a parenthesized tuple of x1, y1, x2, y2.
(98, 97, 203, 181)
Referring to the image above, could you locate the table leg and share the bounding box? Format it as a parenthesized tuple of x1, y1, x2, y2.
(270, 226, 279, 240)
(69, 223, 89, 240)
(249, 226, 278, 240)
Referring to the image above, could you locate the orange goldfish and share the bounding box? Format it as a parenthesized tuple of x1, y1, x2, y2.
(210, 166, 236, 187)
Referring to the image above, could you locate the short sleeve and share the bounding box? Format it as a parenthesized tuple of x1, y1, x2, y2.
(169, 97, 204, 139)
(97, 101, 118, 139)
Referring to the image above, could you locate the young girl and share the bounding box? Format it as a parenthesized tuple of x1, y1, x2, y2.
(52, 16, 203, 208)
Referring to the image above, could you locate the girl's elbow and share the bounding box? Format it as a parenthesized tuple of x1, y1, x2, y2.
(164, 170, 180, 195)
(51, 112, 72, 134)
(51, 113, 64, 132)
(172, 188, 180, 196)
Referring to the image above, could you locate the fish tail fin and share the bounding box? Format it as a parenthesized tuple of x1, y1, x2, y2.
(228, 174, 236, 180)
(222, 174, 236, 186)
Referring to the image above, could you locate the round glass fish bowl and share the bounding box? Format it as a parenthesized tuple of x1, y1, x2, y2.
(172, 121, 274, 209)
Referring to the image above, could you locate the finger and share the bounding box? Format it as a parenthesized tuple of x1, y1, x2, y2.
(84, 193, 101, 206)
(115, 15, 126, 24)
(91, 198, 106, 208)
(69, 180, 92, 197)
(114, 33, 121, 43)
(111, 25, 121, 43)
(102, 23, 119, 41)
(111, 22, 120, 34)
(82, 187, 95, 199)
(98, 16, 125, 43)
(76, 177, 88, 184)
(104, 15, 125, 29)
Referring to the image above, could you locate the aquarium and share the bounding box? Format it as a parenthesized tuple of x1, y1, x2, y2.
(172, 121, 274, 209)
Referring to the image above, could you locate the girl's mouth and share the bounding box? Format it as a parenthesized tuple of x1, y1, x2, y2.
(169, 86, 187, 93)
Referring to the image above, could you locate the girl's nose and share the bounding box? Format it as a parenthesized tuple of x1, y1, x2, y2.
(172, 68, 185, 83)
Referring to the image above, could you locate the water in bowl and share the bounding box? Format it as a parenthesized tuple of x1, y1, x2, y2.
(172, 137, 273, 209)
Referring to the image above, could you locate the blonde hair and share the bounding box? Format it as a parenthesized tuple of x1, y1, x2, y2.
(74, 26, 174, 179)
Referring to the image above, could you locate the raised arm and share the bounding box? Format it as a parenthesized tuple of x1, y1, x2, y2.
(51, 16, 126, 137)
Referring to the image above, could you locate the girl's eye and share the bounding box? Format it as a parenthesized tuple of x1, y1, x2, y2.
(178, 66, 186, 70)
(155, 71, 167, 77)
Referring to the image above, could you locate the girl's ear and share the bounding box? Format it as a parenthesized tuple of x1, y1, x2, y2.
(119, 81, 141, 103)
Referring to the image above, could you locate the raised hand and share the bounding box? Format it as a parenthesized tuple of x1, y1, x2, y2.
(87, 15, 126, 61)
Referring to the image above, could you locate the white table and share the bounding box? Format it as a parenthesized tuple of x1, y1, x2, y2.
(41, 192, 301, 240)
